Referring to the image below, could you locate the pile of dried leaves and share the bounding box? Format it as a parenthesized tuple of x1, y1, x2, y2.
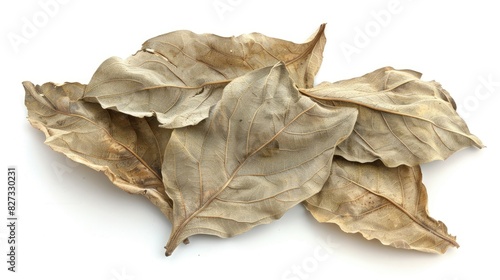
(24, 24, 483, 256)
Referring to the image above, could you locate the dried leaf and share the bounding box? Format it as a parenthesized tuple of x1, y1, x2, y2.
(301, 67, 484, 167)
(23, 81, 174, 221)
(162, 63, 358, 256)
(142, 23, 326, 88)
(304, 157, 458, 254)
(24, 24, 484, 257)
(83, 24, 326, 128)
(84, 53, 227, 129)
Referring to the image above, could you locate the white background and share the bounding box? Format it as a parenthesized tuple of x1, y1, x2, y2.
(1, 1, 499, 279)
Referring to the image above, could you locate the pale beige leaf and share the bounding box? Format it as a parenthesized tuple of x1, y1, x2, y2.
(142, 23, 326, 88)
(304, 157, 458, 254)
(84, 52, 226, 129)
(301, 67, 483, 167)
(83, 24, 326, 128)
(162, 63, 358, 256)
(24, 81, 174, 221)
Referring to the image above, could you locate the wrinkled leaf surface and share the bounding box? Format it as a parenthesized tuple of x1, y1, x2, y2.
(301, 67, 483, 167)
(304, 157, 458, 254)
(24, 81, 174, 220)
(142, 24, 326, 88)
(84, 24, 326, 128)
(162, 63, 358, 255)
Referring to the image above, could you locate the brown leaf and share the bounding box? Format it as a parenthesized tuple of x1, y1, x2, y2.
(23, 81, 174, 221)
(301, 67, 483, 167)
(162, 63, 358, 256)
(304, 157, 458, 254)
(83, 24, 326, 128)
